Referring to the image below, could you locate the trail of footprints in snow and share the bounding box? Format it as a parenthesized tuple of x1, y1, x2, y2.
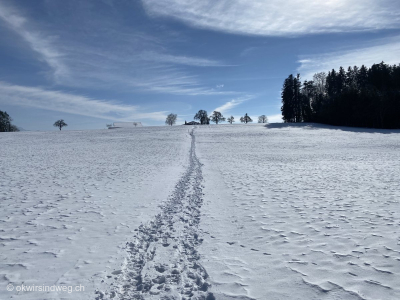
(96, 129, 215, 300)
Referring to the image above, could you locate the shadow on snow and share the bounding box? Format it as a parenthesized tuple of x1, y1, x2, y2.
(265, 123, 400, 134)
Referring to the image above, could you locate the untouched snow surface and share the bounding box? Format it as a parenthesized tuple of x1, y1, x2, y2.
(196, 124, 400, 300)
(1, 123, 400, 300)
(0, 127, 191, 299)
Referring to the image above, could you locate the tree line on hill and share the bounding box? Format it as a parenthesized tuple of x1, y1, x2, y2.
(0, 111, 19, 132)
(165, 111, 268, 125)
(281, 62, 400, 129)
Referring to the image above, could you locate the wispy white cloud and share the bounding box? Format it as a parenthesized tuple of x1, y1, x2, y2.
(213, 95, 253, 113)
(66, 47, 236, 96)
(124, 69, 238, 95)
(142, 0, 400, 36)
(297, 36, 400, 79)
(216, 84, 224, 88)
(141, 52, 231, 67)
(240, 47, 258, 57)
(0, 2, 68, 81)
(0, 2, 237, 96)
(0, 81, 167, 121)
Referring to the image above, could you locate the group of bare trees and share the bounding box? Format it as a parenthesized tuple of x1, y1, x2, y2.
(165, 111, 268, 125)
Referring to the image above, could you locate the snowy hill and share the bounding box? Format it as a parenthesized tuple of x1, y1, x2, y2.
(1, 124, 399, 300)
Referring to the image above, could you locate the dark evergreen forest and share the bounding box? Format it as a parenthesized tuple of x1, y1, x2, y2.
(281, 62, 400, 129)
(0, 110, 19, 132)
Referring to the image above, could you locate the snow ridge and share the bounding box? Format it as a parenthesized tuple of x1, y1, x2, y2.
(97, 129, 214, 300)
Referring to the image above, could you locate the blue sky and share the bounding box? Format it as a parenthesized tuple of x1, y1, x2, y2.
(0, 0, 399, 130)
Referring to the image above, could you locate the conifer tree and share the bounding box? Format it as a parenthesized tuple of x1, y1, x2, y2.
(281, 74, 295, 122)
(280, 62, 400, 129)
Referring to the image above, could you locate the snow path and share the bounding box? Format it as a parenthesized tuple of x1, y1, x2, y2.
(97, 129, 214, 300)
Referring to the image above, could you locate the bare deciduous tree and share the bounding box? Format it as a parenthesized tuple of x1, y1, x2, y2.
(313, 72, 327, 95)
(240, 113, 252, 124)
(258, 115, 268, 123)
(210, 111, 225, 124)
(53, 119, 68, 130)
(194, 110, 209, 125)
(165, 113, 177, 126)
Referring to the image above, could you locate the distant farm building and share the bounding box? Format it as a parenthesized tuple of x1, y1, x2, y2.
(107, 122, 143, 129)
(184, 121, 200, 125)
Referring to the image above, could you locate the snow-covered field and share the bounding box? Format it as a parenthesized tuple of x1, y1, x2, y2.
(196, 124, 400, 300)
(1, 124, 400, 300)
(0, 127, 191, 299)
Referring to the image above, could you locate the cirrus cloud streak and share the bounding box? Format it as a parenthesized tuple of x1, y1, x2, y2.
(0, 82, 167, 121)
(297, 36, 400, 79)
(142, 0, 400, 36)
